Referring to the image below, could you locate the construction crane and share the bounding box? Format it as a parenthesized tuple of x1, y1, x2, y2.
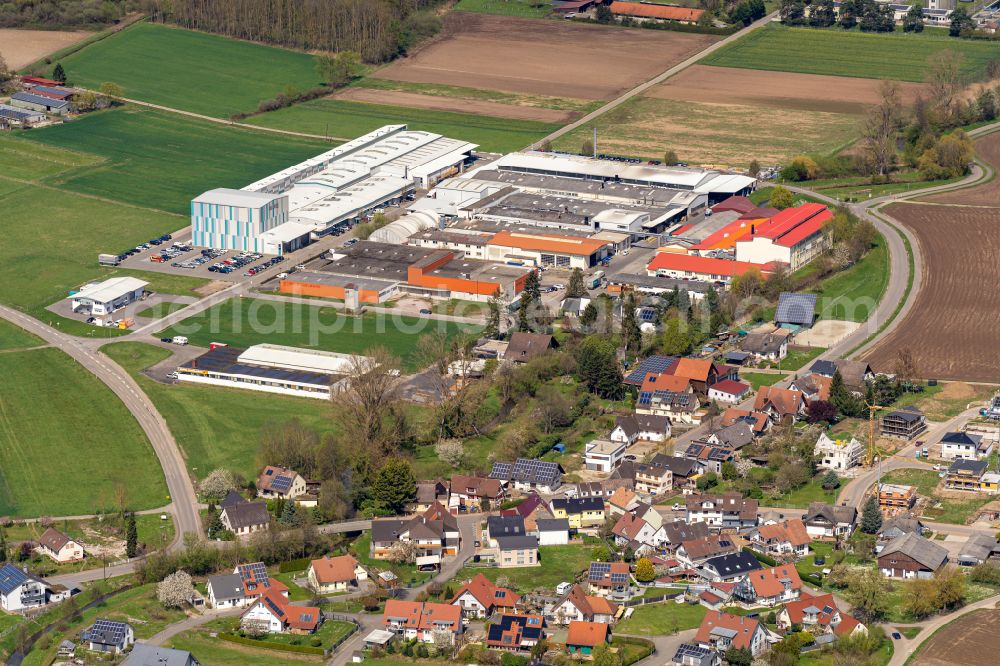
(865, 402, 885, 467)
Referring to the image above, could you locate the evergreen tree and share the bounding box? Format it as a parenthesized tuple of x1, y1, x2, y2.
(517, 296, 532, 332)
(52, 63, 66, 83)
(125, 512, 138, 558)
(622, 292, 641, 356)
(902, 3, 924, 31)
(371, 458, 417, 515)
(524, 270, 541, 304)
(576, 336, 623, 400)
(0, 528, 6, 563)
(861, 495, 883, 534)
(485, 294, 503, 339)
(580, 302, 598, 329)
(280, 500, 300, 526)
(566, 268, 587, 298)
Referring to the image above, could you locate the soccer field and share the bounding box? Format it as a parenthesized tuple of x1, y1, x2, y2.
(158, 297, 482, 372)
(246, 98, 562, 153)
(59, 22, 323, 118)
(22, 107, 329, 214)
(701, 24, 999, 82)
(0, 347, 168, 516)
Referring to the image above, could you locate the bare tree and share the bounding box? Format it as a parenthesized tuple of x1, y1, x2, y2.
(330, 346, 406, 462)
(861, 81, 903, 178)
(926, 50, 965, 117)
(894, 348, 919, 384)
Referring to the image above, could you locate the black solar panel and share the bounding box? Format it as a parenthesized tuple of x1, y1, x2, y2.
(610, 573, 629, 583)
(238, 562, 270, 588)
(270, 475, 293, 492)
(638, 307, 658, 322)
(625, 355, 677, 384)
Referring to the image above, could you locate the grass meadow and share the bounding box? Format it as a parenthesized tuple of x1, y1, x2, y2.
(701, 24, 1000, 82)
(453, 0, 553, 17)
(246, 98, 562, 153)
(101, 342, 341, 480)
(0, 319, 43, 350)
(158, 297, 482, 372)
(59, 22, 323, 117)
(0, 347, 168, 517)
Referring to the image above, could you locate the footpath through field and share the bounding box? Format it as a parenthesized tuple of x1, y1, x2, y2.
(528, 12, 779, 149)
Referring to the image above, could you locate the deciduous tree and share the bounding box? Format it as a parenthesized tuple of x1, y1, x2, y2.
(371, 458, 416, 515)
(157, 570, 195, 608)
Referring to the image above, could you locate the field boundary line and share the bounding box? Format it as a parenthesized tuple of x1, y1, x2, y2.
(0, 173, 185, 218)
(527, 11, 779, 149)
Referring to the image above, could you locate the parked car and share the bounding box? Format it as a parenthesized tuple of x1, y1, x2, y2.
(419, 308, 432, 315)
(160, 337, 173, 343)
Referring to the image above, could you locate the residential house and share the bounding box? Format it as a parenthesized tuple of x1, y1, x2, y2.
(706, 422, 755, 451)
(449, 474, 504, 511)
(651, 454, 701, 491)
(123, 644, 199, 666)
(957, 533, 1000, 566)
(683, 443, 735, 475)
(636, 389, 703, 425)
(611, 511, 662, 553)
(639, 371, 693, 396)
(775, 292, 817, 329)
(412, 479, 449, 513)
(945, 459, 989, 491)
(803, 503, 857, 539)
(219, 493, 270, 538)
(502, 492, 553, 533)
(753, 386, 805, 424)
(741, 329, 791, 362)
(537, 518, 570, 546)
(698, 552, 762, 583)
(307, 555, 367, 594)
(707, 379, 752, 405)
(748, 520, 811, 558)
(733, 565, 803, 607)
(789, 373, 832, 403)
(676, 534, 740, 567)
(566, 620, 610, 657)
(610, 414, 671, 446)
(606, 487, 640, 517)
(878, 532, 949, 579)
(672, 643, 722, 666)
(242, 589, 321, 634)
(810, 359, 873, 395)
(497, 535, 540, 568)
(37, 528, 84, 564)
(880, 407, 927, 440)
(814, 433, 864, 471)
(487, 614, 545, 651)
(624, 355, 678, 386)
(588, 562, 632, 598)
(207, 563, 288, 609)
(694, 611, 767, 657)
(505, 332, 557, 363)
(451, 573, 520, 618)
(778, 593, 866, 638)
(672, 359, 738, 397)
(550, 497, 605, 530)
(256, 465, 307, 500)
(941, 432, 994, 461)
(382, 600, 463, 644)
(0, 564, 69, 611)
(370, 503, 461, 565)
(686, 493, 759, 531)
(486, 515, 527, 543)
(549, 584, 618, 624)
(982, 472, 1000, 494)
(878, 484, 916, 509)
(878, 514, 926, 541)
(574, 479, 635, 499)
(662, 521, 711, 551)
(584, 439, 627, 473)
(720, 409, 771, 436)
(490, 458, 563, 494)
(613, 459, 674, 496)
(80, 619, 134, 655)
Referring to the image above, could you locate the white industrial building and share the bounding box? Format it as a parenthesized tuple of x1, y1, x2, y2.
(369, 210, 440, 245)
(67, 277, 148, 316)
(190, 125, 477, 254)
(175, 343, 372, 399)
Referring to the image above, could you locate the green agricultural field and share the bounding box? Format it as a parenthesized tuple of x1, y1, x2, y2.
(101, 342, 339, 480)
(247, 98, 561, 153)
(60, 22, 323, 117)
(552, 95, 860, 168)
(701, 24, 1000, 82)
(453, 544, 594, 593)
(22, 107, 329, 214)
(0, 319, 43, 350)
(158, 297, 481, 372)
(615, 601, 708, 635)
(0, 347, 168, 517)
(454, 0, 553, 17)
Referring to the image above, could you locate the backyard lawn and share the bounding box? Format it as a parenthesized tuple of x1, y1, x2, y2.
(764, 474, 840, 509)
(0, 347, 167, 517)
(60, 22, 323, 117)
(167, 631, 319, 665)
(779, 346, 825, 371)
(739, 371, 786, 390)
(158, 297, 481, 372)
(615, 600, 707, 635)
(351, 532, 432, 588)
(454, 544, 595, 593)
(101, 342, 339, 480)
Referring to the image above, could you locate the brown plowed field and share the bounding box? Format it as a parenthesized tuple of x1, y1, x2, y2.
(0, 28, 91, 69)
(372, 12, 717, 101)
(920, 131, 1000, 206)
(912, 609, 1000, 666)
(332, 87, 574, 123)
(648, 65, 926, 115)
(861, 201, 1000, 381)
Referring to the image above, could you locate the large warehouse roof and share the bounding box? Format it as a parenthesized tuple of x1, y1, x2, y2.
(194, 188, 285, 208)
(237, 344, 371, 375)
(488, 230, 609, 256)
(370, 210, 440, 245)
(70, 277, 148, 303)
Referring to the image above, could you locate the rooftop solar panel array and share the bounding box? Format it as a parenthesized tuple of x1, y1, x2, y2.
(624, 355, 677, 385)
(0, 565, 29, 594)
(82, 619, 130, 645)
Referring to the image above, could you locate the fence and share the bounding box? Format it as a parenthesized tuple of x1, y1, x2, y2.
(324, 614, 361, 656)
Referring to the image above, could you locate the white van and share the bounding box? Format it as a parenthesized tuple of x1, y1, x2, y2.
(173, 336, 189, 345)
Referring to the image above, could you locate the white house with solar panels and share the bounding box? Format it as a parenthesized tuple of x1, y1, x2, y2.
(489, 458, 563, 493)
(190, 124, 477, 255)
(0, 563, 70, 611)
(80, 619, 134, 655)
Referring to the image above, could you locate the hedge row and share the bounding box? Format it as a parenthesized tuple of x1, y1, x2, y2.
(612, 636, 655, 666)
(278, 557, 312, 573)
(219, 633, 324, 655)
(743, 546, 777, 567)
